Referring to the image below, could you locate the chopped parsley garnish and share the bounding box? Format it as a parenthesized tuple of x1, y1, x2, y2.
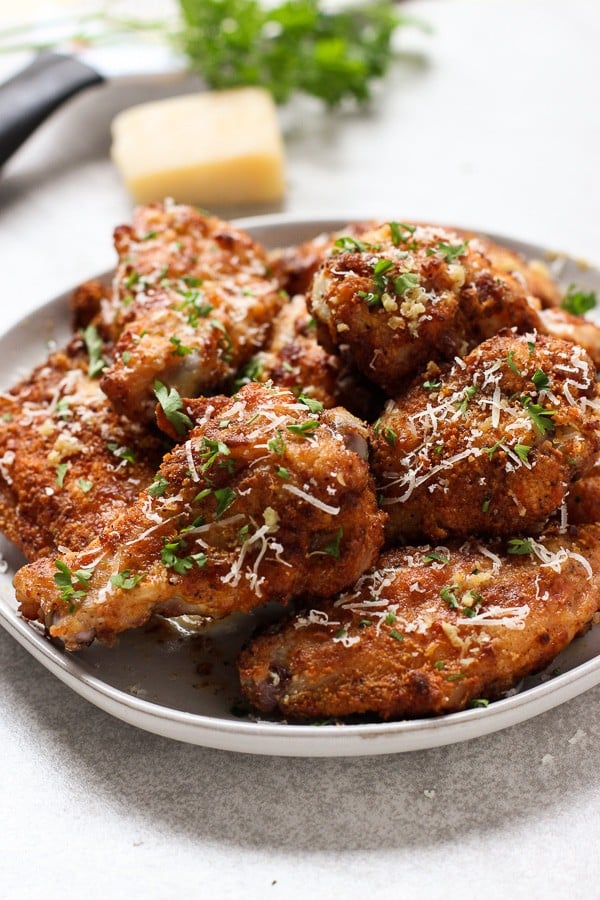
(373, 419, 397, 446)
(55, 398, 71, 419)
(561, 284, 597, 316)
(440, 583, 460, 609)
(175, 289, 213, 327)
(199, 437, 230, 473)
(334, 236, 367, 253)
(81, 323, 108, 378)
(388, 221, 402, 246)
(154, 381, 193, 436)
(506, 350, 521, 375)
(148, 475, 169, 497)
(532, 369, 550, 392)
(481, 497, 491, 513)
(358, 619, 373, 628)
(121, 351, 131, 365)
(214, 486, 236, 519)
(469, 698, 490, 708)
(77, 478, 93, 493)
(193, 487, 212, 503)
(275, 466, 290, 480)
(287, 420, 320, 436)
(456, 384, 477, 414)
(423, 380, 442, 391)
(161, 538, 207, 574)
(210, 319, 233, 361)
(389, 629, 404, 641)
(110, 570, 145, 590)
(53, 560, 93, 611)
(423, 551, 450, 565)
(527, 340, 536, 355)
(520, 395, 556, 435)
(514, 443, 531, 462)
(182, 275, 202, 288)
(385, 611, 397, 625)
(447, 673, 466, 682)
(108, 443, 136, 464)
(428, 240, 469, 262)
(323, 527, 344, 559)
(388, 222, 416, 247)
(299, 394, 324, 414)
(434, 660, 445, 670)
(267, 431, 286, 456)
(169, 336, 193, 356)
(55, 462, 69, 487)
(334, 627, 348, 639)
(393, 272, 419, 295)
(485, 438, 505, 460)
(507, 538, 534, 555)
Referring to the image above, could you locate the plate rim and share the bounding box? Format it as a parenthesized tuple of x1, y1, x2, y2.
(1, 213, 599, 756)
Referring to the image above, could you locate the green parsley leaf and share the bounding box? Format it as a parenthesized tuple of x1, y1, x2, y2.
(434, 660, 445, 670)
(193, 487, 212, 503)
(169, 336, 193, 356)
(154, 380, 193, 436)
(110, 570, 145, 590)
(148, 475, 169, 497)
(456, 384, 477, 414)
(393, 272, 420, 295)
(469, 698, 490, 708)
(514, 443, 531, 462)
(287, 420, 320, 436)
(53, 560, 93, 611)
(447, 673, 466, 682)
(520, 395, 556, 435)
(323, 528, 344, 559)
(275, 466, 290, 480)
(506, 349, 521, 375)
(267, 431, 286, 456)
(121, 351, 131, 365)
(54, 398, 71, 419)
(561, 284, 597, 316)
(108, 442, 136, 465)
(334, 236, 367, 252)
(423, 551, 450, 565)
(389, 629, 404, 641)
(433, 240, 469, 262)
(81, 323, 107, 378)
(485, 438, 505, 460)
(532, 369, 550, 392)
(507, 538, 534, 555)
(77, 478, 93, 493)
(423, 380, 442, 391)
(56, 462, 68, 487)
(440, 583, 460, 609)
(299, 394, 324, 414)
(214, 487, 236, 519)
(481, 497, 491, 513)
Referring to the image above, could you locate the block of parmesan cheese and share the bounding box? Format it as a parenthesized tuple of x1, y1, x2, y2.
(111, 87, 285, 207)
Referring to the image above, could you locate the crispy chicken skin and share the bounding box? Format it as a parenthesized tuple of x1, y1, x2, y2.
(371, 333, 600, 543)
(269, 221, 376, 297)
(308, 222, 541, 394)
(539, 307, 600, 367)
(15, 383, 384, 649)
(234, 293, 382, 421)
(238, 526, 600, 720)
(0, 338, 164, 561)
(100, 202, 283, 422)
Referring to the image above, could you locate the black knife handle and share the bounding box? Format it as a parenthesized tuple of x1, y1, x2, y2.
(0, 51, 104, 167)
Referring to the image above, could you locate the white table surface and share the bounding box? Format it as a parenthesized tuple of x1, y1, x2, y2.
(1, 1, 600, 897)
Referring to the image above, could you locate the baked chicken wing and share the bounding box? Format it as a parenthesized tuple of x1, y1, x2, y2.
(0, 338, 164, 560)
(371, 333, 600, 543)
(15, 383, 384, 649)
(308, 222, 541, 394)
(100, 201, 283, 422)
(238, 525, 600, 720)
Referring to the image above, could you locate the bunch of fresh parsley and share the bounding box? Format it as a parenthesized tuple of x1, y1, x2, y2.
(177, 0, 406, 106)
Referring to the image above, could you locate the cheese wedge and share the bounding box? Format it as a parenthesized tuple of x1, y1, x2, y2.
(111, 87, 285, 207)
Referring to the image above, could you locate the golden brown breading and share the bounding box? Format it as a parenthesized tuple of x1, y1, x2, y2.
(70, 279, 110, 331)
(308, 223, 541, 394)
(462, 233, 562, 308)
(371, 333, 600, 543)
(0, 338, 164, 561)
(269, 221, 376, 296)
(15, 383, 385, 650)
(100, 201, 284, 422)
(238, 526, 600, 720)
(567, 471, 600, 524)
(539, 307, 600, 367)
(233, 293, 382, 421)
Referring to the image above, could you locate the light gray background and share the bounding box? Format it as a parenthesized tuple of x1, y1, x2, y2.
(1, 1, 600, 897)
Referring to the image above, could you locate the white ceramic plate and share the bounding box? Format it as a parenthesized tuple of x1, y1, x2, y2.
(1, 214, 600, 757)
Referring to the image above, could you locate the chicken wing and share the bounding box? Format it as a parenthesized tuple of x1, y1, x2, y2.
(308, 222, 541, 394)
(233, 293, 382, 421)
(539, 307, 600, 367)
(371, 333, 600, 543)
(238, 525, 600, 720)
(99, 201, 284, 422)
(0, 337, 164, 560)
(15, 383, 384, 649)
